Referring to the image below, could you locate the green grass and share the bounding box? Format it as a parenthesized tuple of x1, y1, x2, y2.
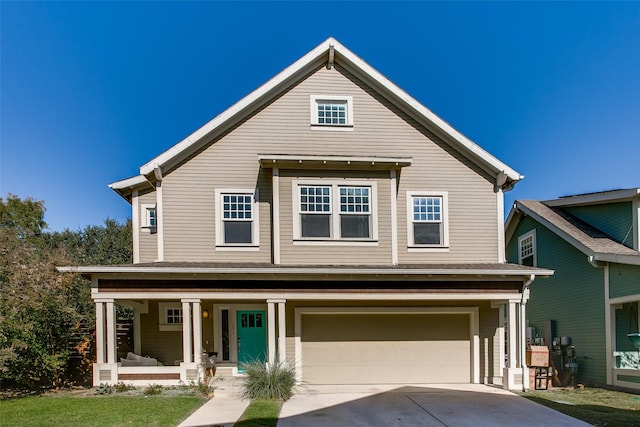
(234, 399, 282, 427)
(0, 394, 205, 427)
(520, 387, 640, 427)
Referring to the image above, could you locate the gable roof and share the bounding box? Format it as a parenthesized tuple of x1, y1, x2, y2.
(111, 37, 522, 197)
(507, 200, 640, 266)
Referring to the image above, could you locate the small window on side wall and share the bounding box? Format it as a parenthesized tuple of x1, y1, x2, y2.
(215, 189, 260, 249)
(141, 204, 157, 231)
(406, 191, 449, 250)
(518, 230, 536, 267)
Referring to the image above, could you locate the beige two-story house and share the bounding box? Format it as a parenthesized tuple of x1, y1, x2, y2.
(62, 38, 552, 390)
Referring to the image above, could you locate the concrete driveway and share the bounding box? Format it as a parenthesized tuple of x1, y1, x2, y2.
(277, 384, 591, 427)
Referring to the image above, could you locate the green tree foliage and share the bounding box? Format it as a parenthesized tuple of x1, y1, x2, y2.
(0, 195, 132, 389)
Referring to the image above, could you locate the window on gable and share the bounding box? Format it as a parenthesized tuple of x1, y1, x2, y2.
(407, 191, 449, 249)
(310, 95, 353, 129)
(215, 189, 259, 248)
(518, 230, 536, 267)
(294, 180, 376, 241)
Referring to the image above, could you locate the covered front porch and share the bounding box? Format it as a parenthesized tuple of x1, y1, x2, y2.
(92, 297, 287, 386)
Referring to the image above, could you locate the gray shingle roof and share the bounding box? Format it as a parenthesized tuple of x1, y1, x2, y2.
(516, 200, 640, 258)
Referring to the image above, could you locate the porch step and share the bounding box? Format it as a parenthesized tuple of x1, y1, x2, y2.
(213, 366, 246, 378)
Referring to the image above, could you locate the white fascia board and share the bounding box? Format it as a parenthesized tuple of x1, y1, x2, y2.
(329, 39, 523, 185)
(108, 175, 148, 190)
(593, 253, 640, 266)
(57, 265, 552, 277)
(138, 37, 521, 186)
(139, 38, 334, 176)
(545, 188, 640, 207)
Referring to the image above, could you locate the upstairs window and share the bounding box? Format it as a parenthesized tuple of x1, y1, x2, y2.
(518, 230, 536, 266)
(299, 185, 331, 238)
(141, 204, 157, 229)
(310, 95, 353, 129)
(407, 191, 449, 249)
(339, 186, 370, 238)
(294, 180, 377, 241)
(215, 189, 260, 249)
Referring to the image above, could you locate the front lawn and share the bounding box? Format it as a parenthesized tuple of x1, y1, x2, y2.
(0, 393, 205, 427)
(520, 387, 640, 427)
(235, 399, 282, 427)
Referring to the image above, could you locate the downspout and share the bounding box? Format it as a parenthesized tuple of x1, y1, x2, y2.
(521, 274, 535, 391)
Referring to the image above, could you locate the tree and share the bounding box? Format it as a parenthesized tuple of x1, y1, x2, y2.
(0, 195, 132, 389)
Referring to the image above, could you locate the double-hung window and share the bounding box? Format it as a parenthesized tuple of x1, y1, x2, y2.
(310, 95, 353, 129)
(215, 189, 259, 248)
(407, 191, 449, 249)
(518, 230, 536, 266)
(294, 180, 376, 241)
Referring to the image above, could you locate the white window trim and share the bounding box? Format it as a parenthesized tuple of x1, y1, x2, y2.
(292, 179, 378, 244)
(309, 95, 354, 131)
(158, 302, 183, 331)
(140, 203, 157, 232)
(215, 188, 260, 250)
(406, 191, 450, 251)
(518, 229, 537, 266)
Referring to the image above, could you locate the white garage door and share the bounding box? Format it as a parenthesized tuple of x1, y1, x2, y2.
(301, 312, 471, 384)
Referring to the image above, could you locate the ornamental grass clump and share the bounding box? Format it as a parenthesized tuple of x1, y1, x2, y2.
(241, 359, 296, 401)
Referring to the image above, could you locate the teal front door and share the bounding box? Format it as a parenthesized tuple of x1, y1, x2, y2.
(237, 310, 267, 365)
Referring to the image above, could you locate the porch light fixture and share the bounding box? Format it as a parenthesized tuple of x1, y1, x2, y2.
(202, 310, 209, 319)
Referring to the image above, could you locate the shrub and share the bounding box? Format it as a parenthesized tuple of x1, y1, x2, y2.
(143, 383, 163, 395)
(241, 358, 296, 401)
(114, 381, 135, 393)
(94, 383, 113, 395)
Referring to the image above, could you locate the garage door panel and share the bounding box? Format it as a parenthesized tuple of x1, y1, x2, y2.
(301, 312, 471, 384)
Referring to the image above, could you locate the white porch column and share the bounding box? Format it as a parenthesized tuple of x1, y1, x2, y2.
(267, 300, 276, 365)
(503, 300, 519, 390)
(95, 301, 106, 363)
(192, 300, 202, 364)
(105, 300, 117, 364)
(278, 301, 286, 361)
(182, 300, 192, 363)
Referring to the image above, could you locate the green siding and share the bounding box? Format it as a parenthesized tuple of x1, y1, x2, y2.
(615, 302, 639, 352)
(609, 263, 640, 299)
(565, 202, 634, 247)
(507, 215, 607, 385)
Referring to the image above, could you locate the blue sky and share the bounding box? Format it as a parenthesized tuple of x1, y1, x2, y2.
(1, 2, 639, 231)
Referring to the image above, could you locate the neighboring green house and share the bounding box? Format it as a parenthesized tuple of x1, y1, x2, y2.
(506, 189, 640, 390)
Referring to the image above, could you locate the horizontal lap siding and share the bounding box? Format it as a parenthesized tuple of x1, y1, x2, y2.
(139, 301, 182, 366)
(566, 203, 633, 247)
(609, 263, 640, 299)
(162, 65, 497, 263)
(138, 191, 158, 263)
(508, 217, 606, 384)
